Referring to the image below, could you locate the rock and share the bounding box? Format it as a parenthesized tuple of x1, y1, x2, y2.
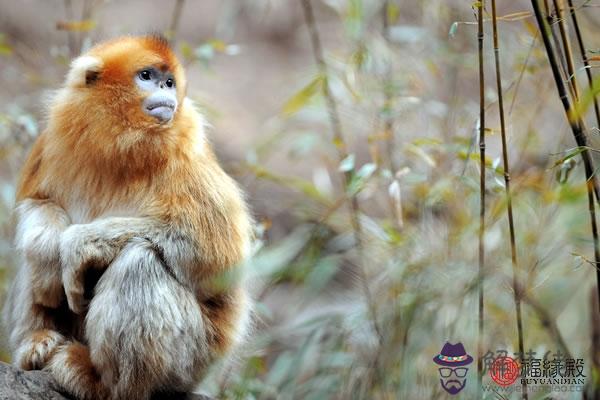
(0, 362, 213, 400)
(0, 362, 69, 400)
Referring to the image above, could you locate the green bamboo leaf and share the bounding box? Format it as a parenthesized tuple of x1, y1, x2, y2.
(282, 75, 325, 116)
(56, 20, 96, 32)
(350, 45, 368, 69)
(551, 146, 588, 168)
(246, 163, 332, 204)
(573, 75, 600, 120)
(347, 163, 377, 195)
(339, 154, 355, 172)
(342, 73, 361, 101)
(356, 162, 377, 179)
(194, 43, 215, 63)
(0, 34, 12, 56)
(179, 41, 193, 60)
(206, 39, 227, 52)
(556, 158, 576, 183)
(407, 143, 436, 167)
(449, 22, 459, 38)
(413, 137, 442, 146)
(387, 3, 400, 23)
(305, 256, 339, 294)
(266, 352, 294, 388)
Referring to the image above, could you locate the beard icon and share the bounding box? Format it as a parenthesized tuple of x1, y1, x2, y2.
(440, 377, 467, 395)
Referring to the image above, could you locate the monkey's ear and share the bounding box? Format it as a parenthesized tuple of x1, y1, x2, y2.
(66, 56, 103, 88)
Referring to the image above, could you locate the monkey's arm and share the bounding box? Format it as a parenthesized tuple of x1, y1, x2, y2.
(60, 217, 201, 314)
(15, 199, 71, 308)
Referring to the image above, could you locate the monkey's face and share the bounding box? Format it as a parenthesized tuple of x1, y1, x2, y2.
(61, 35, 186, 133)
(135, 66, 178, 123)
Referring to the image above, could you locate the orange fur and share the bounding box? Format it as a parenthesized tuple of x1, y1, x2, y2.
(16, 329, 66, 370)
(20, 35, 250, 265)
(49, 342, 108, 400)
(6, 35, 253, 399)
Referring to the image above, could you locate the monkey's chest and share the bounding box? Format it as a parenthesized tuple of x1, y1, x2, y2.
(61, 189, 145, 224)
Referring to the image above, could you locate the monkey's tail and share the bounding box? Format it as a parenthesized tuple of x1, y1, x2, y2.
(46, 341, 109, 400)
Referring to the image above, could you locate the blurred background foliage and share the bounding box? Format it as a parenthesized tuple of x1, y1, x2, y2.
(1, 0, 600, 398)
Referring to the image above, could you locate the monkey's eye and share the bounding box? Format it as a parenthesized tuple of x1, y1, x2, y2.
(139, 70, 152, 81)
(165, 78, 175, 88)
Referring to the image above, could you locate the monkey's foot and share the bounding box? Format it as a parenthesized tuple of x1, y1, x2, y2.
(15, 329, 66, 370)
(46, 342, 108, 400)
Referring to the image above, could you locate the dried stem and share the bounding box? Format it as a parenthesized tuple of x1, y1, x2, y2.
(382, 1, 403, 230)
(168, 0, 185, 42)
(78, 0, 97, 54)
(382, 1, 396, 174)
(63, 0, 75, 56)
(476, 1, 486, 394)
(522, 293, 572, 360)
(531, 0, 600, 315)
(491, 1, 528, 397)
(509, 33, 537, 116)
(299, 0, 383, 348)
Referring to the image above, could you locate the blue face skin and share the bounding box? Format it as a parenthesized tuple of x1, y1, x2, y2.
(135, 67, 178, 123)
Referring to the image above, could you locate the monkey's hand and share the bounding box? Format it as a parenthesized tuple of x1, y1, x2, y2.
(15, 199, 70, 308)
(60, 217, 158, 314)
(60, 223, 127, 314)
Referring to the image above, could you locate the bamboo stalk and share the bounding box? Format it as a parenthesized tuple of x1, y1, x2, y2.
(544, 0, 569, 78)
(544, 0, 600, 203)
(566, 2, 600, 393)
(531, 0, 600, 314)
(589, 289, 600, 399)
(476, 0, 486, 394)
(553, 0, 579, 100)
(300, 0, 383, 348)
(567, 0, 600, 132)
(491, 1, 528, 398)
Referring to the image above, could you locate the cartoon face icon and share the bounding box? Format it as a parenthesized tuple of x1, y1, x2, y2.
(438, 366, 469, 394)
(433, 342, 474, 395)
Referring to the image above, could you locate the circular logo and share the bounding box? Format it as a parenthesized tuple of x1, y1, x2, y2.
(489, 357, 519, 386)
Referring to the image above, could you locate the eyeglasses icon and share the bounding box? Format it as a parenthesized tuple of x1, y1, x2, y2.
(438, 367, 468, 378)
